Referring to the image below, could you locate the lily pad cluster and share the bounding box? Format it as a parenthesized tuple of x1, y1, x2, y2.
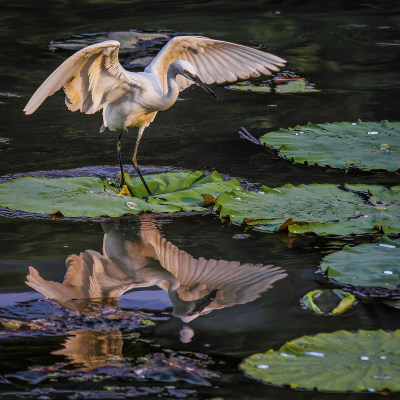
(260, 120, 400, 172)
(0, 173, 399, 237)
(241, 329, 400, 392)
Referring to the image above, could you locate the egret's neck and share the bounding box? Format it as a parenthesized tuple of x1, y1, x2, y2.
(158, 66, 180, 111)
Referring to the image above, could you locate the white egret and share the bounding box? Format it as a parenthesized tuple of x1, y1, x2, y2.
(23, 36, 286, 196)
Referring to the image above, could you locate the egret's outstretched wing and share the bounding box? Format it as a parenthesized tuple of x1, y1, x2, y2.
(24, 40, 138, 115)
(145, 36, 286, 93)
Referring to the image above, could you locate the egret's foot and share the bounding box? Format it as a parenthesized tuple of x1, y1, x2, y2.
(118, 184, 132, 196)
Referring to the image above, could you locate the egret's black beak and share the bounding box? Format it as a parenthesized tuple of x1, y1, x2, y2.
(188, 74, 217, 98)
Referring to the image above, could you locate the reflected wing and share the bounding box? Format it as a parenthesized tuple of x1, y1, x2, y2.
(25, 266, 83, 301)
(24, 40, 138, 115)
(145, 36, 286, 93)
(141, 228, 287, 306)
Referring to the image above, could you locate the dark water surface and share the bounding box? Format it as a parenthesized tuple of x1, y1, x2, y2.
(1, 0, 400, 399)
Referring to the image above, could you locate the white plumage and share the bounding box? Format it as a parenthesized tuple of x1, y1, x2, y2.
(24, 36, 286, 195)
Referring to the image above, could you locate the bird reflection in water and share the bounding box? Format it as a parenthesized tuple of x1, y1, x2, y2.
(52, 329, 124, 370)
(26, 218, 287, 350)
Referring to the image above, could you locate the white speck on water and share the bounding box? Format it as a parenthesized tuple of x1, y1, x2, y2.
(380, 355, 387, 360)
(258, 191, 265, 195)
(367, 388, 376, 392)
(232, 233, 250, 239)
(0, 92, 21, 98)
(126, 201, 140, 210)
(383, 270, 393, 275)
(280, 352, 296, 358)
(257, 364, 270, 369)
(304, 351, 325, 357)
(379, 243, 396, 249)
(235, 197, 241, 201)
(373, 374, 391, 380)
(368, 131, 378, 135)
(360, 356, 369, 361)
(351, 122, 357, 126)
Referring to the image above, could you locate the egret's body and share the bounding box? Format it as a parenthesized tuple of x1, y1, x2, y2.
(24, 36, 286, 195)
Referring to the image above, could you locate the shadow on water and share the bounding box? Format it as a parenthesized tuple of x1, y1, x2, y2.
(1, 0, 400, 398)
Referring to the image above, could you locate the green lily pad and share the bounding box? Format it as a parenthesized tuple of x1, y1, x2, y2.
(226, 78, 318, 94)
(302, 289, 356, 315)
(50, 31, 169, 53)
(320, 236, 400, 290)
(214, 183, 400, 236)
(241, 329, 400, 392)
(0, 171, 240, 218)
(260, 120, 400, 172)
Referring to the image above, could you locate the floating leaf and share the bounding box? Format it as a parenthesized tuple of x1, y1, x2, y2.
(320, 236, 400, 290)
(50, 31, 169, 53)
(302, 289, 356, 315)
(260, 120, 400, 172)
(214, 183, 400, 235)
(226, 72, 318, 94)
(0, 171, 239, 218)
(0, 317, 53, 335)
(226, 78, 318, 94)
(241, 329, 400, 392)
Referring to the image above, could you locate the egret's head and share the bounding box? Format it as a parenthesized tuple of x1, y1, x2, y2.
(176, 60, 217, 98)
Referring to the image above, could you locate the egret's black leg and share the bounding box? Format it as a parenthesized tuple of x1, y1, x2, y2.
(133, 127, 152, 197)
(116, 129, 131, 196)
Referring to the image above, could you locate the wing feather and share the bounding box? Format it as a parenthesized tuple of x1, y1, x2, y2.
(23, 40, 138, 116)
(145, 36, 286, 92)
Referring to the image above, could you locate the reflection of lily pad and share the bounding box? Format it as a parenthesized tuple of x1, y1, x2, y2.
(241, 329, 400, 392)
(260, 120, 400, 172)
(226, 78, 318, 93)
(214, 183, 400, 235)
(302, 289, 356, 315)
(320, 236, 400, 290)
(0, 171, 239, 218)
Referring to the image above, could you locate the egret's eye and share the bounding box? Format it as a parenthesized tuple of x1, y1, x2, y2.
(184, 70, 189, 75)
